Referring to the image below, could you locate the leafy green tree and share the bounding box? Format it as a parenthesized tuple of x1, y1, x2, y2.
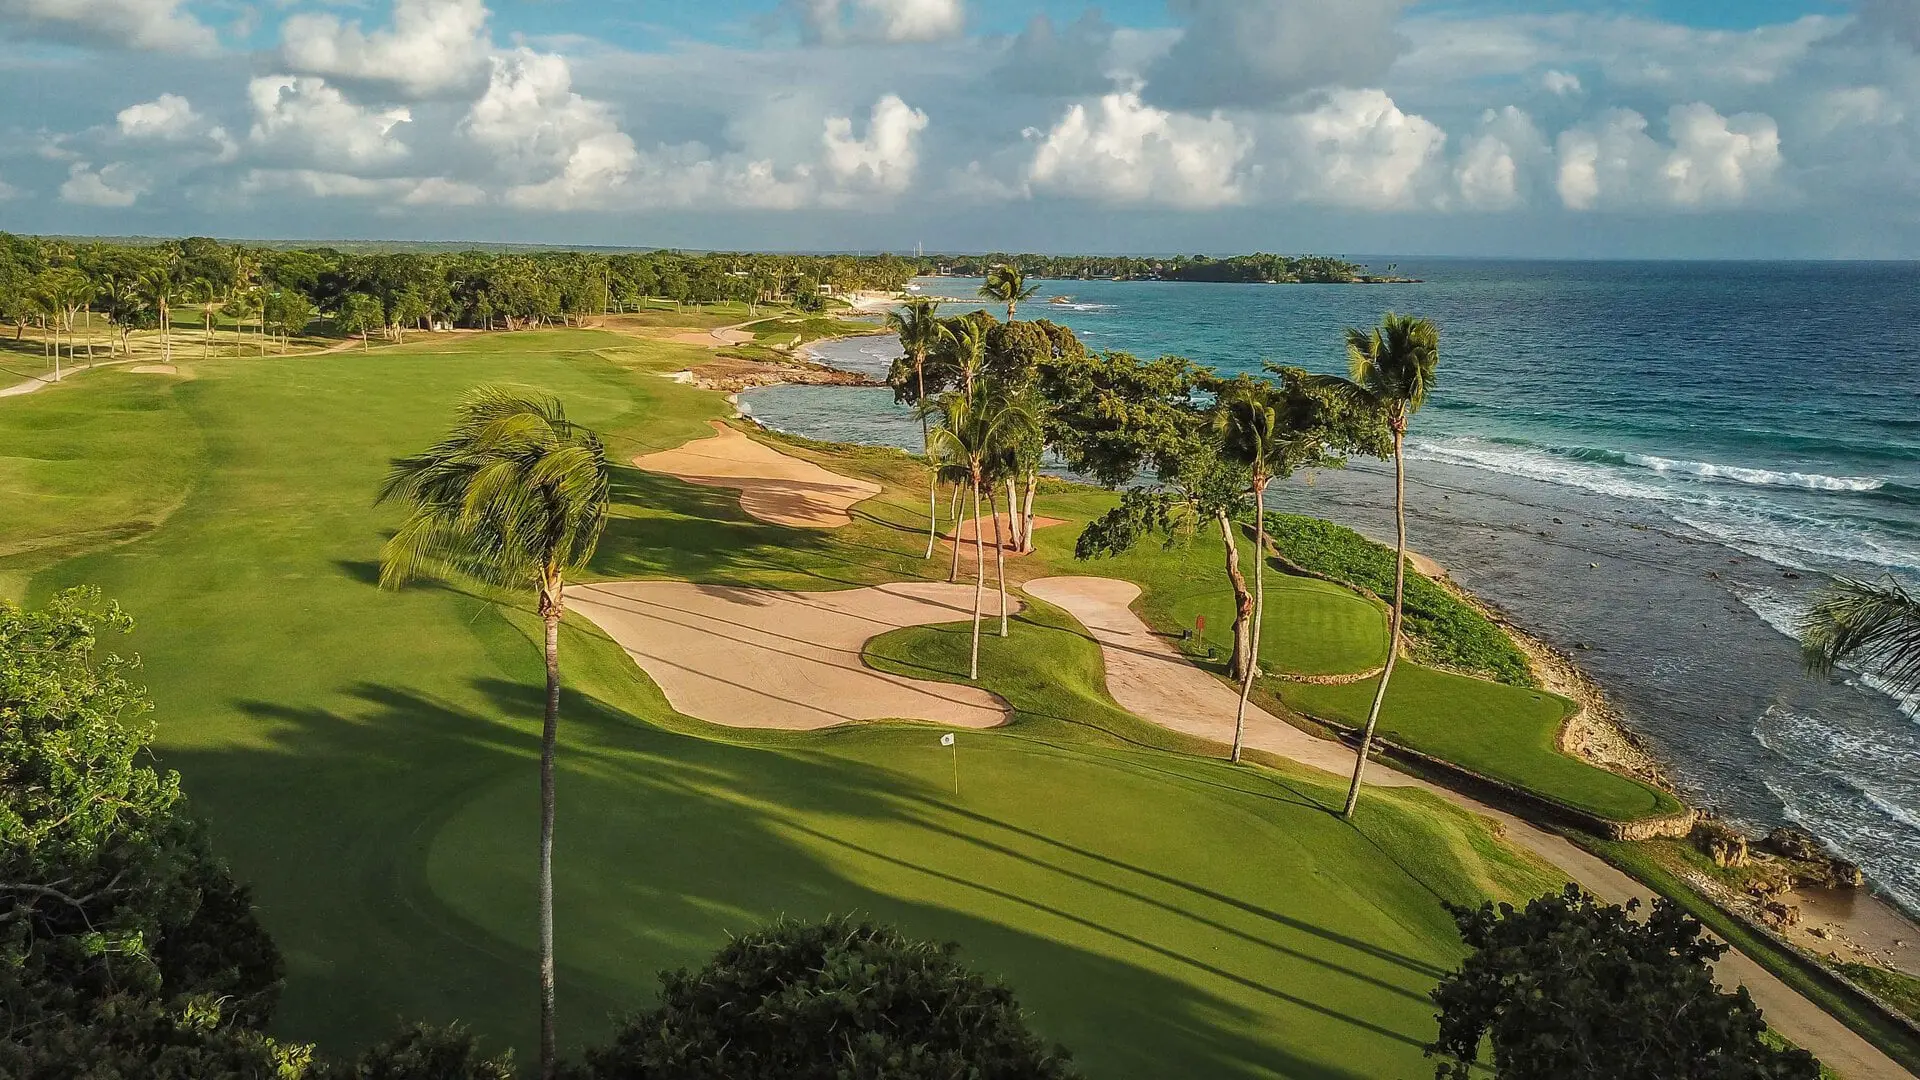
(584, 916, 1079, 1080)
(1, 588, 287, 1074)
(1801, 577, 1920, 696)
(1430, 885, 1820, 1080)
(1311, 313, 1441, 818)
(375, 389, 611, 1080)
(388, 289, 430, 343)
(338, 293, 384, 351)
(886, 297, 953, 559)
(317, 1022, 514, 1080)
(978, 264, 1039, 322)
(266, 290, 315, 351)
(928, 379, 1038, 677)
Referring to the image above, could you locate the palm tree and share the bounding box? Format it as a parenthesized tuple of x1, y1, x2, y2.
(1801, 577, 1920, 698)
(928, 379, 1038, 678)
(1214, 381, 1286, 765)
(886, 297, 950, 559)
(979, 264, 1039, 322)
(376, 387, 609, 1080)
(138, 261, 179, 363)
(187, 278, 218, 359)
(1313, 313, 1441, 820)
(942, 321, 990, 582)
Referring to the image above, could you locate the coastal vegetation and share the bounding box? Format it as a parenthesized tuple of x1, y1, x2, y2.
(1800, 576, 1920, 696)
(935, 252, 1398, 284)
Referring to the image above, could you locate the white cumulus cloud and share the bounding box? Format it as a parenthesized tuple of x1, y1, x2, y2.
(1453, 106, 1549, 210)
(117, 93, 199, 139)
(821, 94, 928, 195)
(793, 0, 964, 45)
(1026, 90, 1250, 208)
(1263, 89, 1446, 210)
(1556, 103, 1782, 210)
(462, 48, 639, 209)
(59, 161, 144, 206)
(281, 0, 491, 96)
(249, 76, 412, 168)
(1542, 69, 1582, 96)
(0, 0, 214, 52)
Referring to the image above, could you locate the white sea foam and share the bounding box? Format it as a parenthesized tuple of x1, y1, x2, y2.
(1624, 452, 1885, 492)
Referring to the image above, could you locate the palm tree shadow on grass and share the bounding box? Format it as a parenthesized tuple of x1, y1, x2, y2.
(171, 671, 1424, 1080)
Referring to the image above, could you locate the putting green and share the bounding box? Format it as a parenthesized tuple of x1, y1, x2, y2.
(3, 329, 1573, 1077)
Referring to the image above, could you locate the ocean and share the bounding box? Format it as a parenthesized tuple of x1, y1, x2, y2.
(739, 262, 1920, 914)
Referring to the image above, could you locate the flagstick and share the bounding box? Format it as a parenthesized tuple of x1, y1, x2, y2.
(951, 740, 960, 796)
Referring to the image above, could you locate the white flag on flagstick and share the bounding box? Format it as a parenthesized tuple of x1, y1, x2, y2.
(940, 733, 956, 746)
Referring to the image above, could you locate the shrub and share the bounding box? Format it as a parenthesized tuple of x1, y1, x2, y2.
(585, 915, 1079, 1080)
(1430, 885, 1821, 1079)
(318, 1022, 515, 1080)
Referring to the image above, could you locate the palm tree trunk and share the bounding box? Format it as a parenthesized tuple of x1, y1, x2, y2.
(919, 359, 936, 560)
(1217, 510, 1254, 684)
(538, 597, 562, 1080)
(1231, 479, 1268, 764)
(947, 484, 964, 583)
(1004, 477, 1021, 551)
(969, 480, 985, 680)
(990, 488, 1009, 637)
(1021, 470, 1038, 554)
(1344, 434, 1408, 820)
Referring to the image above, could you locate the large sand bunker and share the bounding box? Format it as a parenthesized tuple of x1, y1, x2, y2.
(570, 580, 1016, 731)
(633, 422, 881, 528)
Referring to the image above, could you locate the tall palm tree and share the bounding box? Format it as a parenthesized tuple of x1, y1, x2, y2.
(928, 379, 1038, 678)
(1801, 577, 1920, 698)
(941, 320, 991, 582)
(187, 278, 218, 359)
(1215, 380, 1292, 764)
(979, 264, 1040, 322)
(138, 261, 179, 363)
(375, 387, 610, 1080)
(1313, 313, 1441, 820)
(887, 297, 951, 559)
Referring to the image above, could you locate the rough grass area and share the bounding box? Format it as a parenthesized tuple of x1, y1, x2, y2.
(5, 326, 1576, 1080)
(1264, 513, 1534, 686)
(1832, 963, 1920, 1028)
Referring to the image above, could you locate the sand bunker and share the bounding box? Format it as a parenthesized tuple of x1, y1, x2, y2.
(942, 513, 1066, 557)
(129, 364, 177, 374)
(634, 421, 881, 528)
(570, 580, 1016, 731)
(1022, 576, 1414, 782)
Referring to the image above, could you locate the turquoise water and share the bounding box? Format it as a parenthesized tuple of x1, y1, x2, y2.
(743, 263, 1920, 915)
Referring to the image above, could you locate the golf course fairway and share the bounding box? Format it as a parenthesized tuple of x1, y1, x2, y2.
(1, 329, 1577, 1078)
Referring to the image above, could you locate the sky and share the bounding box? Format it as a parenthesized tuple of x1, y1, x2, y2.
(2, 0, 1918, 257)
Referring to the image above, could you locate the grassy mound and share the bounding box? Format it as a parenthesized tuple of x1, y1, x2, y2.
(1263, 513, 1533, 686)
(2, 328, 1573, 1079)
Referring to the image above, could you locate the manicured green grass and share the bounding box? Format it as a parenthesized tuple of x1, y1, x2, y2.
(1833, 963, 1920, 1028)
(7, 328, 1579, 1078)
(1264, 513, 1533, 686)
(1166, 576, 1389, 677)
(1280, 668, 1678, 821)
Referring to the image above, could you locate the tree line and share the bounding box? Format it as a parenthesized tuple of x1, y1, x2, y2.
(933, 252, 1386, 283)
(0, 234, 922, 360)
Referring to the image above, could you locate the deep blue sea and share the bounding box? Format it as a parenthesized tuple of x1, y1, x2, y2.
(742, 263, 1920, 915)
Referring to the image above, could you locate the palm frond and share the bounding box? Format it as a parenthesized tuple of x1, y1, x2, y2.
(1800, 577, 1920, 696)
(376, 385, 610, 599)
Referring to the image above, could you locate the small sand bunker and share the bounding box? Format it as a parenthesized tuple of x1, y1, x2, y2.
(129, 364, 178, 374)
(634, 421, 881, 529)
(570, 580, 1016, 731)
(942, 513, 1066, 557)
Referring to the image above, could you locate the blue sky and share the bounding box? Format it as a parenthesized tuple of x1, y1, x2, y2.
(2, 0, 1918, 256)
